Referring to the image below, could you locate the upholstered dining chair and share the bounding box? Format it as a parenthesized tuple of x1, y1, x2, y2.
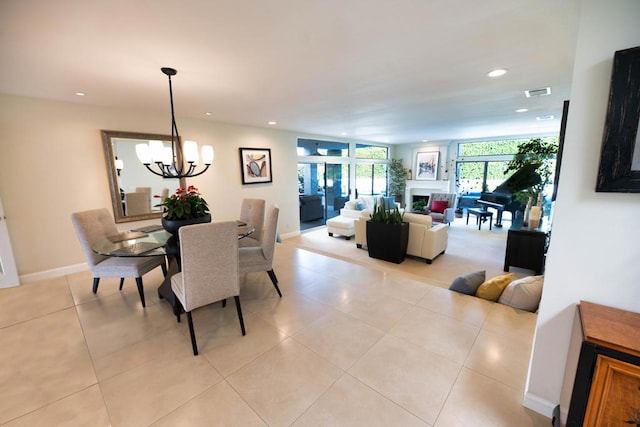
(70, 208, 167, 307)
(239, 204, 282, 297)
(238, 198, 265, 248)
(125, 192, 151, 215)
(171, 221, 245, 356)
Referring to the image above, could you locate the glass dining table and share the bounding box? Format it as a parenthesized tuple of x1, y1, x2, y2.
(92, 222, 254, 312)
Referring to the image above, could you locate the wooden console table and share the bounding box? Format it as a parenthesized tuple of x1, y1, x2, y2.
(503, 218, 549, 275)
(567, 301, 640, 426)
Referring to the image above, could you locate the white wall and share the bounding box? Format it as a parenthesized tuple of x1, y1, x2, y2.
(524, 0, 640, 420)
(0, 94, 337, 278)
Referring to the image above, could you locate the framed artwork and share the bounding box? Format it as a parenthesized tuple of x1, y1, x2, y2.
(415, 151, 439, 181)
(596, 45, 640, 192)
(239, 148, 273, 184)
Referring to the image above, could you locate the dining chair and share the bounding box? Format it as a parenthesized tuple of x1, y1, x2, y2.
(125, 192, 151, 215)
(70, 208, 167, 307)
(239, 204, 282, 297)
(171, 221, 245, 356)
(238, 198, 265, 248)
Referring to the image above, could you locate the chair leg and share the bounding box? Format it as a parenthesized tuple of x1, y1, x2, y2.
(267, 270, 282, 297)
(174, 296, 183, 323)
(135, 277, 146, 307)
(92, 277, 100, 294)
(119, 278, 125, 291)
(161, 262, 167, 277)
(234, 295, 246, 336)
(186, 311, 198, 356)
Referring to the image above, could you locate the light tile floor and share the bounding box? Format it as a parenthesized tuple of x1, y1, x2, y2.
(0, 243, 550, 426)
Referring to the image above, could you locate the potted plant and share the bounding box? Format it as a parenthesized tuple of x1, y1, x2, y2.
(504, 137, 558, 212)
(388, 158, 408, 207)
(155, 185, 211, 235)
(366, 202, 409, 264)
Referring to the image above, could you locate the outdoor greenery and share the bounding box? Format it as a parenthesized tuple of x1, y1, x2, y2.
(388, 158, 408, 196)
(370, 202, 404, 224)
(457, 136, 558, 194)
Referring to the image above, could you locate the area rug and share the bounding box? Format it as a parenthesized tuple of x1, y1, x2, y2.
(281, 218, 528, 289)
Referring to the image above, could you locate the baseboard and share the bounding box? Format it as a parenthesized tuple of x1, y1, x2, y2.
(523, 392, 558, 418)
(280, 230, 300, 240)
(20, 263, 87, 284)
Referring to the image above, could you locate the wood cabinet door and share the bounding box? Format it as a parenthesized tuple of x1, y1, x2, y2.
(583, 354, 640, 426)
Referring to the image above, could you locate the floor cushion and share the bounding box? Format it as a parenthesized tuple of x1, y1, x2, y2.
(475, 273, 515, 301)
(498, 275, 544, 312)
(449, 270, 486, 296)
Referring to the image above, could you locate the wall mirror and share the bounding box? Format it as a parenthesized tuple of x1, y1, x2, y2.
(101, 130, 185, 223)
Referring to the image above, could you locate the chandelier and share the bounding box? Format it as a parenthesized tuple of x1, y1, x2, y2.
(135, 67, 214, 178)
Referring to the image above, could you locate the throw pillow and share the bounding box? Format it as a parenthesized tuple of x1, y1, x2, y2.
(498, 275, 544, 312)
(449, 270, 486, 296)
(475, 273, 515, 301)
(383, 196, 396, 210)
(431, 200, 448, 214)
(344, 200, 357, 210)
(355, 201, 365, 211)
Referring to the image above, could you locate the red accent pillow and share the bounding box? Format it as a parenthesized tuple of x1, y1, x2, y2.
(431, 200, 449, 214)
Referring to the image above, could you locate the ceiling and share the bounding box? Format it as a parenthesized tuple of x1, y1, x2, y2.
(0, 0, 581, 144)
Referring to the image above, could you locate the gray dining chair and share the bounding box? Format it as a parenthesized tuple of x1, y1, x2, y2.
(70, 208, 167, 307)
(239, 204, 282, 297)
(171, 221, 245, 356)
(238, 198, 265, 248)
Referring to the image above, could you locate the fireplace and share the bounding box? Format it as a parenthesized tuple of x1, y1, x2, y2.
(411, 195, 429, 208)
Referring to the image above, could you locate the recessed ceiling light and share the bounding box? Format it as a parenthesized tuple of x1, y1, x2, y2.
(341, 132, 348, 136)
(536, 114, 555, 121)
(205, 112, 212, 116)
(75, 92, 85, 96)
(515, 108, 528, 113)
(487, 68, 508, 78)
(268, 121, 277, 125)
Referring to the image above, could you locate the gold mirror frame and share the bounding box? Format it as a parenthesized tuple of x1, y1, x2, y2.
(101, 130, 185, 223)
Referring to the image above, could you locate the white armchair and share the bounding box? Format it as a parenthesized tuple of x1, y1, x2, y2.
(403, 212, 448, 263)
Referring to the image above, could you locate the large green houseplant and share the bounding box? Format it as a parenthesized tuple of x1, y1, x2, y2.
(388, 158, 408, 207)
(366, 202, 409, 264)
(504, 138, 558, 205)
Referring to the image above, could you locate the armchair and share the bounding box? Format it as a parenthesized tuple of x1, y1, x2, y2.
(403, 212, 448, 263)
(426, 193, 456, 225)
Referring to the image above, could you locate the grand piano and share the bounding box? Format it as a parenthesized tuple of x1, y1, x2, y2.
(477, 163, 541, 227)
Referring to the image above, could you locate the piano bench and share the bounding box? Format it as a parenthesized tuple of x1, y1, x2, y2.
(466, 208, 493, 230)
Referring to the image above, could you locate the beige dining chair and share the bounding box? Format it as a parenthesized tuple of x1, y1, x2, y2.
(239, 204, 282, 297)
(238, 198, 265, 248)
(70, 208, 167, 307)
(171, 221, 245, 356)
(125, 192, 151, 215)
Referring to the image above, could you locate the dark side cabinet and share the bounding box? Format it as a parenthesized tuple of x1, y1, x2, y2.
(503, 220, 548, 275)
(567, 301, 640, 426)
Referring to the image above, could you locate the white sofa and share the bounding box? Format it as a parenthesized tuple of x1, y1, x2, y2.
(355, 211, 448, 264)
(326, 195, 399, 239)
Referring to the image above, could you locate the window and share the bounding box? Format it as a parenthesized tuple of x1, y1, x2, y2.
(297, 139, 348, 157)
(456, 137, 558, 194)
(355, 144, 388, 159)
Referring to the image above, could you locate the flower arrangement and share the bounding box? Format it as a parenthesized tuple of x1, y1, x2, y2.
(155, 185, 210, 220)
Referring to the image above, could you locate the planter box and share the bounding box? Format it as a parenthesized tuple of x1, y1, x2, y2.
(366, 221, 409, 264)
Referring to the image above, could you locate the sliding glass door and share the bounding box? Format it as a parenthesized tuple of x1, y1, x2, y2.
(298, 162, 350, 231)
